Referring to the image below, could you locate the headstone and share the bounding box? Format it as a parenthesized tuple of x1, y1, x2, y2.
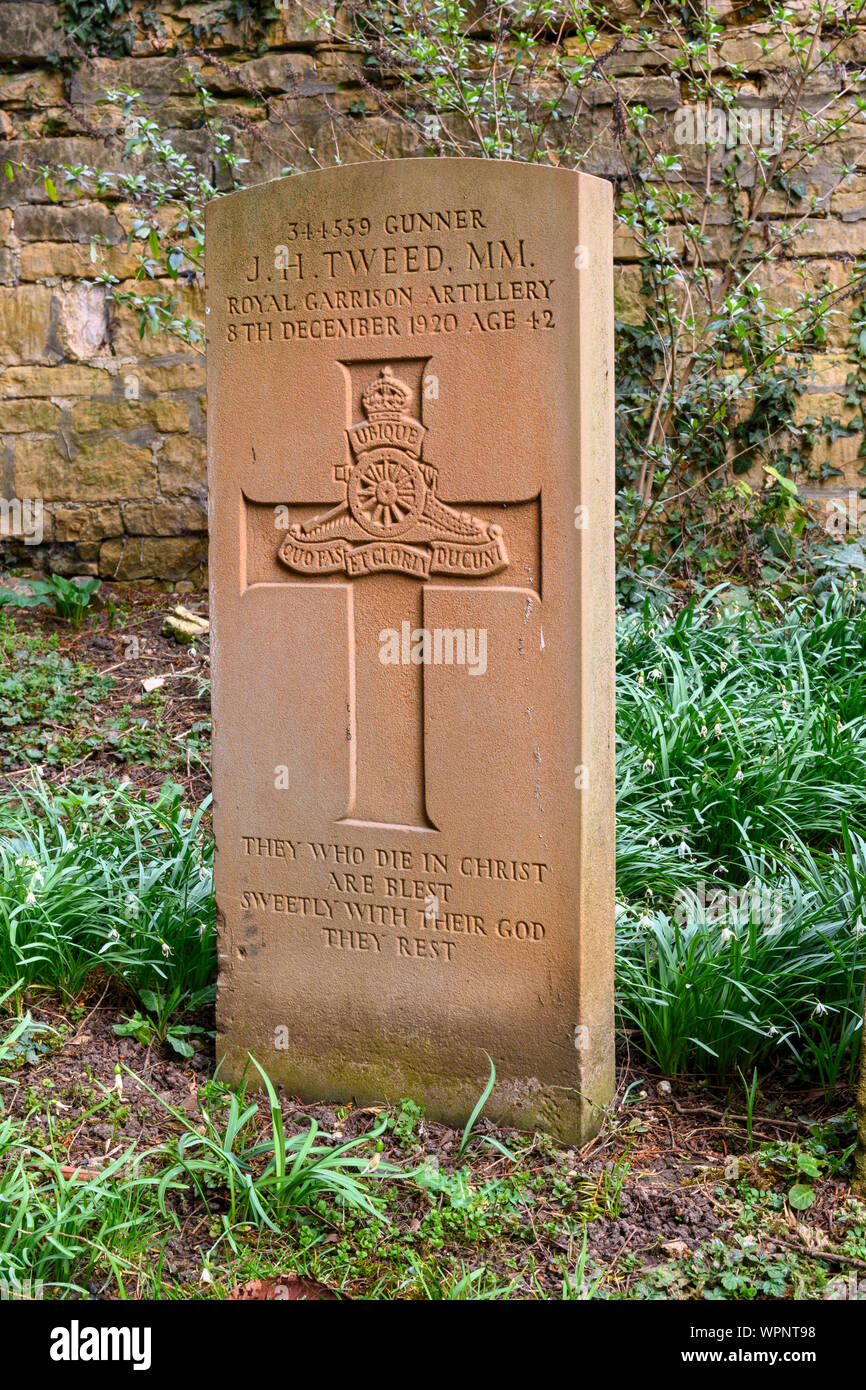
(206, 158, 614, 1143)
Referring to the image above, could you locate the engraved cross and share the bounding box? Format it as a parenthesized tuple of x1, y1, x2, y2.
(270, 360, 540, 831)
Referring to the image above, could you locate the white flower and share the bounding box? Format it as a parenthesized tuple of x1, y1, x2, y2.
(649, 836, 659, 848)
(651, 668, 662, 681)
(678, 840, 688, 859)
(781, 700, 789, 714)
(637, 672, 645, 686)
(812, 1001, 828, 1018)
(853, 918, 866, 938)
(663, 799, 673, 811)
(720, 660, 728, 673)
(24, 890, 36, 905)
(161, 941, 173, 958)
(643, 758, 655, 773)
(99, 928, 121, 955)
(700, 724, 708, 738)
(720, 928, 733, 943)
(714, 722, 722, 738)
(734, 768, 744, 782)
(767, 1025, 779, 1037)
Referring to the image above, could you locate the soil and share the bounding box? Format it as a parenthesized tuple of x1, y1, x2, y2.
(6, 990, 860, 1297)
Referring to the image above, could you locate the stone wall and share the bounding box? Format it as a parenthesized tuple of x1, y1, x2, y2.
(0, 0, 864, 581)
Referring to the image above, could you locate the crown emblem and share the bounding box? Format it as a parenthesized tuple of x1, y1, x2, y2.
(361, 367, 411, 422)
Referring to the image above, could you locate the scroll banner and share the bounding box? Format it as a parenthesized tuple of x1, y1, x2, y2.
(280, 530, 507, 579)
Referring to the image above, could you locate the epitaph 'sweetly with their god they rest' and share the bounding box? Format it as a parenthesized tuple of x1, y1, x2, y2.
(206, 159, 614, 1143)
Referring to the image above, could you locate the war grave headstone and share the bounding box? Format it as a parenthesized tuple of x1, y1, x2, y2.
(206, 158, 614, 1142)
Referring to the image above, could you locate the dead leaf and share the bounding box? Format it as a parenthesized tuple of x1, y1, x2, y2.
(227, 1274, 343, 1301)
(141, 675, 167, 694)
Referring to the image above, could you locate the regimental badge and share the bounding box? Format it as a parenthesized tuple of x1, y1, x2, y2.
(278, 366, 509, 580)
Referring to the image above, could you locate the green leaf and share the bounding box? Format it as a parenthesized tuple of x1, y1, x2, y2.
(796, 1152, 821, 1178)
(0, 588, 49, 610)
(458, 1051, 496, 1157)
(788, 1183, 815, 1210)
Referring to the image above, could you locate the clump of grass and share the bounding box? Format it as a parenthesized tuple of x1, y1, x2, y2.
(0, 992, 162, 1296)
(0, 575, 101, 629)
(616, 586, 866, 1083)
(0, 1123, 161, 1297)
(0, 778, 215, 1012)
(147, 1056, 397, 1235)
(617, 843, 866, 1083)
(617, 586, 866, 867)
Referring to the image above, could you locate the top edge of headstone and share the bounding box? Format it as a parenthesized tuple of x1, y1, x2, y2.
(205, 157, 612, 222)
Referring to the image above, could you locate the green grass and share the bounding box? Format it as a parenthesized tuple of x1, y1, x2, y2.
(0, 613, 112, 770)
(616, 585, 866, 1083)
(0, 778, 214, 1016)
(617, 586, 866, 866)
(0, 611, 207, 773)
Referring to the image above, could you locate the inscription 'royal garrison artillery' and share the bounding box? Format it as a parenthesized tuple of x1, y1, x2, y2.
(279, 365, 508, 581)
